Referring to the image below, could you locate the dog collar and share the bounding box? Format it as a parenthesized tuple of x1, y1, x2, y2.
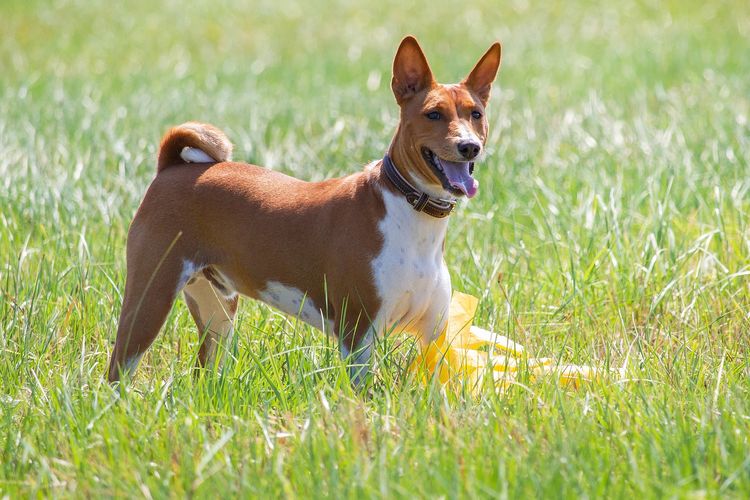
(382, 155, 456, 218)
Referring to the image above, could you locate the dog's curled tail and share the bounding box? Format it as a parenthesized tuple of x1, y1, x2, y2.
(157, 122, 233, 173)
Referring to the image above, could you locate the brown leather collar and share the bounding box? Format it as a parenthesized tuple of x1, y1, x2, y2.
(382, 155, 456, 218)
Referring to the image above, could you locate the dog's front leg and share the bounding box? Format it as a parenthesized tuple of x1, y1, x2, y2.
(345, 327, 375, 388)
(336, 312, 375, 388)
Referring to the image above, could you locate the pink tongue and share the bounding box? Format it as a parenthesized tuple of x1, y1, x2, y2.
(440, 160, 479, 198)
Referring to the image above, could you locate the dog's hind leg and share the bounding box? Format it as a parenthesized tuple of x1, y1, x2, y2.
(183, 272, 238, 371)
(107, 234, 185, 383)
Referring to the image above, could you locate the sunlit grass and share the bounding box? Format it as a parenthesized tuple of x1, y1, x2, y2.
(1, 0, 749, 496)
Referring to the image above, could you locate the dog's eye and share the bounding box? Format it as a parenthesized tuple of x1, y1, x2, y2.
(471, 110, 483, 119)
(425, 111, 442, 120)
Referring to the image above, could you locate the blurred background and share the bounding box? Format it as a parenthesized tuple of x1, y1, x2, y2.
(3, 0, 748, 187)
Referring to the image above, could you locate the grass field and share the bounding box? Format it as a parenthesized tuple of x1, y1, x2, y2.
(2, 0, 750, 496)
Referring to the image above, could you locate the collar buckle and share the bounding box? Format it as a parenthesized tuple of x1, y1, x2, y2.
(412, 193, 430, 212)
(382, 155, 455, 219)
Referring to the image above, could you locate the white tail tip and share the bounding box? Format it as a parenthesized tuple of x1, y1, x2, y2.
(180, 146, 217, 163)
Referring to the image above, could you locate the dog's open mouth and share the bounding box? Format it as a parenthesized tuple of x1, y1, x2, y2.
(421, 147, 479, 198)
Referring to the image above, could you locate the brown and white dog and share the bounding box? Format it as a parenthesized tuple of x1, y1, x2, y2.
(107, 36, 501, 385)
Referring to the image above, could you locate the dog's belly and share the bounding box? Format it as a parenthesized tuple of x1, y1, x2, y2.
(371, 189, 452, 341)
(179, 262, 334, 333)
(256, 281, 334, 333)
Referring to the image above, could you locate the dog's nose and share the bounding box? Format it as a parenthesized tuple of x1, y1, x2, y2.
(458, 141, 481, 160)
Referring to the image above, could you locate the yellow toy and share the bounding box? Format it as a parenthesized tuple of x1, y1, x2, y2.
(411, 292, 624, 391)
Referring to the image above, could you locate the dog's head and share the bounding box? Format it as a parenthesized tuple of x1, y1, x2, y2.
(390, 36, 501, 199)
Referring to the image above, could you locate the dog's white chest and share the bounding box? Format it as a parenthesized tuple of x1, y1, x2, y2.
(371, 190, 452, 340)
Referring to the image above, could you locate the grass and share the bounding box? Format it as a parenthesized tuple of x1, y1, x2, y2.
(1, 0, 749, 496)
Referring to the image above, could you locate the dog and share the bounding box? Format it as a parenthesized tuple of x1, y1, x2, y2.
(107, 36, 501, 385)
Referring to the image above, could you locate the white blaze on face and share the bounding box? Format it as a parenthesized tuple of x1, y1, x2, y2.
(457, 122, 480, 146)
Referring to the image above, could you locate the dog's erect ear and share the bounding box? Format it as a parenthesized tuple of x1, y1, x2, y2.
(463, 42, 502, 106)
(391, 36, 435, 104)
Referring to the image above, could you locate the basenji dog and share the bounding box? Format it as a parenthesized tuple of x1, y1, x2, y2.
(107, 36, 502, 385)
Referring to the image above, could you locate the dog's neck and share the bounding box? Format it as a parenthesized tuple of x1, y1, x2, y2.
(388, 127, 454, 201)
(377, 165, 451, 248)
(380, 155, 456, 218)
(374, 145, 452, 254)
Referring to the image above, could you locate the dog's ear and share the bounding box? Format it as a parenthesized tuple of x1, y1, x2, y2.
(463, 42, 502, 106)
(391, 36, 435, 104)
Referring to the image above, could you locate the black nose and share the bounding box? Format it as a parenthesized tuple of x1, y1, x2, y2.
(458, 141, 481, 160)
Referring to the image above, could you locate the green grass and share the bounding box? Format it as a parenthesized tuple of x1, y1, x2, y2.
(2, 0, 750, 496)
